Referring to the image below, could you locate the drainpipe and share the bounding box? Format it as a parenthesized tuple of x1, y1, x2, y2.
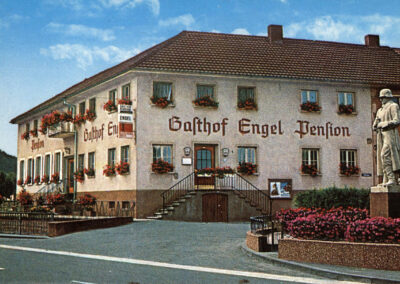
(63, 100, 78, 202)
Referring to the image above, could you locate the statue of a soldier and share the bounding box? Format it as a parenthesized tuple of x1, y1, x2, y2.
(373, 89, 400, 186)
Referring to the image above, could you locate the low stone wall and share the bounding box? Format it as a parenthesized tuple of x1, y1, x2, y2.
(279, 238, 400, 271)
(246, 231, 270, 252)
(48, 217, 133, 237)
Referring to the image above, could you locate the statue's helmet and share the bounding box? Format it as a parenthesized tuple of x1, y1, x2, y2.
(379, 89, 393, 98)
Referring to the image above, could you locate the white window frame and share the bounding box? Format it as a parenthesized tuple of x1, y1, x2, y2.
(54, 150, 63, 181)
(44, 152, 52, 178)
(237, 86, 256, 103)
(121, 145, 130, 163)
(35, 154, 43, 183)
(18, 159, 25, 182)
(89, 97, 96, 114)
(78, 153, 85, 171)
(301, 90, 318, 104)
(152, 144, 172, 164)
(153, 82, 172, 101)
(88, 151, 95, 170)
(237, 147, 256, 164)
(109, 89, 117, 105)
(340, 149, 357, 167)
(122, 84, 130, 100)
(27, 156, 34, 185)
(108, 148, 116, 166)
(196, 84, 215, 99)
(302, 148, 320, 170)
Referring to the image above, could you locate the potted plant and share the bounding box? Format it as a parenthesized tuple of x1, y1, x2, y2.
(152, 159, 174, 174)
(73, 113, 86, 125)
(74, 170, 85, 183)
(78, 193, 97, 216)
(17, 190, 33, 209)
(29, 129, 38, 137)
(103, 164, 116, 176)
(238, 98, 257, 110)
(84, 168, 95, 178)
(103, 100, 117, 112)
(17, 179, 23, 186)
(51, 172, 60, 183)
(41, 174, 49, 184)
(84, 109, 96, 122)
(215, 167, 235, 178)
(300, 101, 321, 112)
(237, 162, 257, 175)
(21, 131, 29, 141)
(193, 96, 218, 107)
(300, 164, 319, 176)
(339, 163, 360, 176)
(115, 162, 130, 175)
(150, 96, 171, 108)
(46, 193, 67, 213)
(60, 111, 73, 122)
(34, 176, 41, 185)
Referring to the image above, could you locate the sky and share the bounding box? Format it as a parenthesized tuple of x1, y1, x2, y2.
(1, 0, 400, 156)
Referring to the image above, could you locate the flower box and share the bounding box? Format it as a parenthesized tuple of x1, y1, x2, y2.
(237, 163, 257, 175)
(196, 167, 235, 178)
(77, 193, 97, 210)
(118, 99, 132, 105)
(29, 129, 38, 137)
(73, 114, 86, 125)
(238, 99, 257, 110)
(300, 102, 321, 112)
(116, 162, 130, 175)
(193, 96, 218, 108)
(51, 172, 60, 183)
(84, 109, 96, 122)
(84, 168, 95, 178)
(46, 193, 66, 206)
(24, 176, 31, 185)
(300, 164, 319, 176)
(103, 164, 116, 176)
(150, 97, 171, 108)
(21, 131, 29, 141)
(41, 174, 49, 184)
(74, 170, 85, 183)
(339, 163, 360, 176)
(103, 100, 118, 112)
(34, 176, 41, 185)
(152, 159, 174, 174)
(338, 104, 354, 114)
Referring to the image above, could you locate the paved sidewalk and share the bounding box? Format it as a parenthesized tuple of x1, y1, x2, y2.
(242, 243, 400, 283)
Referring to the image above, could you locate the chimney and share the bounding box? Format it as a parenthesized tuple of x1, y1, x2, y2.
(268, 25, 283, 43)
(365, 34, 380, 47)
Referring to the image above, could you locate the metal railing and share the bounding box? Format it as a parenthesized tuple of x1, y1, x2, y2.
(93, 200, 135, 217)
(0, 211, 54, 235)
(250, 215, 283, 251)
(161, 172, 270, 215)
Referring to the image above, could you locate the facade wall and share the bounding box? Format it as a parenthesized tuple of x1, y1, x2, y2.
(136, 72, 374, 193)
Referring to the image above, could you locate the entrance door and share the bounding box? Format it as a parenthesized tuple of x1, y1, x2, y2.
(202, 193, 228, 222)
(66, 158, 74, 194)
(194, 145, 215, 188)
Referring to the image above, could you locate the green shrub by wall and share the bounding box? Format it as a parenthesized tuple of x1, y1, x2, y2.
(294, 186, 370, 209)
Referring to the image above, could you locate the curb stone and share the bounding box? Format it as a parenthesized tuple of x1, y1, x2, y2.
(240, 243, 400, 284)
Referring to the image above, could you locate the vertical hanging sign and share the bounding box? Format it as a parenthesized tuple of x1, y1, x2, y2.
(118, 104, 134, 139)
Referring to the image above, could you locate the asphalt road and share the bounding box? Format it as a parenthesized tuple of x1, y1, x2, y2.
(0, 220, 358, 284)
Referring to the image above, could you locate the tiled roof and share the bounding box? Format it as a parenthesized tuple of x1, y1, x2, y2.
(10, 30, 400, 123)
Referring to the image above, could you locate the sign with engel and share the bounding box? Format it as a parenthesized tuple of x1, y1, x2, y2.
(118, 113, 133, 123)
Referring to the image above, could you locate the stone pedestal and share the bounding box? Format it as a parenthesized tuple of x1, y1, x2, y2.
(370, 185, 400, 218)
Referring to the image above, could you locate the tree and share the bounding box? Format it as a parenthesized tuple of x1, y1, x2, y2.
(0, 171, 16, 199)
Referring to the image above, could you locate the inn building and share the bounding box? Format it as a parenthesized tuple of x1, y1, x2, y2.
(10, 25, 400, 221)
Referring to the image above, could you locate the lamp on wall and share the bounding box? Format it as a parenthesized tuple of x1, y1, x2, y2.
(64, 147, 71, 154)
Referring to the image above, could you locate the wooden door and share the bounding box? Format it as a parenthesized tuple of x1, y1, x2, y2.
(67, 158, 74, 194)
(195, 145, 215, 187)
(202, 193, 228, 222)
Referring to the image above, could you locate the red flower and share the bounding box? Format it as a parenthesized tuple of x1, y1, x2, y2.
(238, 98, 257, 110)
(150, 97, 171, 108)
(103, 100, 117, 112)
(152, 159, 174, 174)
(84, 109, 96, 122)
(51, 172, 60, 183)
(103, 164, 116, 176)
(34, 176, 41, 185)
(41, 174, 49, 184)
(300, 164, 319, 176)
(74, 170, 85, 183)
(77, 193, 96, 208)
(300, 102, 321, 112)
(84, 168, 95, 177)
(237, 163, 257, 175)
(115, 162, 130, 175)
(338, 104, 354, 114)
(118, 99, 132, 105)
(193, 96, 218, 107)
(21, 131, 30, 141)
(17, 190, 33, 205)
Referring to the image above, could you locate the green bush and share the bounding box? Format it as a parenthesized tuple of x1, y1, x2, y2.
(294, 186, 370, 209)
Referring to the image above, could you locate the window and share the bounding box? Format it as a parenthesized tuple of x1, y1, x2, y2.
(338, 92, 354, 106)
(121, 146, 129, 163)
(54, 152, 61, 174)
(238, 147, 256, 164)
(108, 148, 116, 166)
(88, 152, 95, 170)
(302, 148, 319, 169)
(35, 156, 42, 179)
(109, 201, 115, 209)
(33, 120, 38, 131)
(196, 85, 214, 99)
(79, 101, 86, 116)
(238, 87, 255, 103)
(340, 149, 357, 167)
(19, 160, 24, 181)
(45, 154, 51, 177)
(78, 154, 85, 170)
(122, 84, 130, 100)
(122, 201, 130, 209)
(25, 123, 30, 133)
(27, 158, 33, 183)
(301, 90, 318, 104)
(153, 82, 172, 100)
(109, 89, 117, 105)
(153, 145, 172, 163)
(89, 98, 96, 114)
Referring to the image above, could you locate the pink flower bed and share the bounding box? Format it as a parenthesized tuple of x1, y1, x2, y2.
(275, 207, 400, 243)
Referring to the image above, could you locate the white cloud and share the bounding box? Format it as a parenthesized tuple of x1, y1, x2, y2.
(46, 22, 116, 41)
(0, 14, 25, 29)
(210, 29, 221, 33)
(40, 44, 139, 69)
(231, 28, 250, 35)
(285, 23, 301, 37)
(159, 14, 195, 28)
(279, 0, 287, 3)
(305, 16, 357, 41)
(98, 0, 160, 15)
